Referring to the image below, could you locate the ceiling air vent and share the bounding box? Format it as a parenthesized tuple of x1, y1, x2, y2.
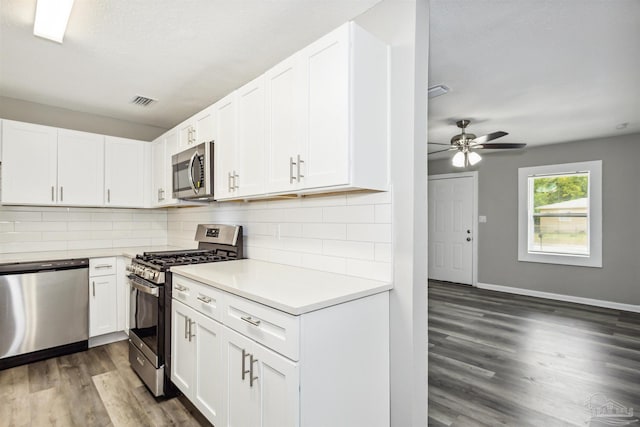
(131, 95, 157, 107)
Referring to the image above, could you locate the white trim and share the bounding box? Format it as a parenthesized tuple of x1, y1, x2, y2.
(428, 171, 478, 286)
(477, 282, 640, 314)
(517, 160, 602, 268)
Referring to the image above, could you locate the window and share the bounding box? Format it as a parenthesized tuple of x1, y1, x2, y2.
(518, 160, 602, 267)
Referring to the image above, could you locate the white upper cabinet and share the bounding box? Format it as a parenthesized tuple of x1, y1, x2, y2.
(1, 120, 58, 205)
(233, 76, 266, 198)
(57, 129, 104, 206)
(264, 55, 303, 194)
(214, 93, 238, 200)
(178, 104, 216, 151)
(104, 136, 147, 208)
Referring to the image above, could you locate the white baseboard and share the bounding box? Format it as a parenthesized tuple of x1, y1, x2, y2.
(89, 330, 129, 348)
(476, 282, 640, 314)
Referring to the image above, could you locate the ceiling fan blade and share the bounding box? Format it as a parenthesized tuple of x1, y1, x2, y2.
(428, 147, 456, 155)
(474, 143, 526, 149)
(471, 131, 508, 145)
(428, 142, 451, 146)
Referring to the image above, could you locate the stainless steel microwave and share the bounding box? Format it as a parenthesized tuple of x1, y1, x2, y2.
(172, 141, 215, 200)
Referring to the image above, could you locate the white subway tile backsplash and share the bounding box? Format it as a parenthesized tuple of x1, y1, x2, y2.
(302, 223, 347, 240)
(284, 207, 324, 223)
(277, 223, 302, 238)
(323, 205, 375, 223)
(279, 237, 323, 255)
(301, 253, 347, 274)
(0, 206, 168, 255)
(322, 240, 375, 260)
(374, 204, 392, 223)
(346, 259, 392, 282)
(346, 224, 392, 243)
(375, 243, 392, 262)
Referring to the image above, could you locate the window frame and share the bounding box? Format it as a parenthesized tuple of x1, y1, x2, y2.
(518, 160, 602, 268)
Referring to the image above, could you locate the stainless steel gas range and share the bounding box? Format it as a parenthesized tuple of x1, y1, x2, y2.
(126, 224, 243, 396)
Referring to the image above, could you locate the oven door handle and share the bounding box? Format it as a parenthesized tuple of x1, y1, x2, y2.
(129, 278, 160, 297)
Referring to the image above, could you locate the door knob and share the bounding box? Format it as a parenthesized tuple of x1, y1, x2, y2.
(466, 237, 472, 242)
(466, 230, 471, 234)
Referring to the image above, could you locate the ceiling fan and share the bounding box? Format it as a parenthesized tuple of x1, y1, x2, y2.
(429, 120, 526, 167)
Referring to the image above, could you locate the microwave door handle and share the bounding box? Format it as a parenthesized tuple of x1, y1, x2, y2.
(188, 151, 200, 194)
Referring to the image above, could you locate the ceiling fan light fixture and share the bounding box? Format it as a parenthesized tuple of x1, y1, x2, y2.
(468, 151, 482, 166)
(33, 0, 75, 43)
(452, 151, 465, 167)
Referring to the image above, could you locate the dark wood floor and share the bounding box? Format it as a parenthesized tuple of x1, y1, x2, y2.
(0, 340, 206, 427)
(428, 281, 640, 427)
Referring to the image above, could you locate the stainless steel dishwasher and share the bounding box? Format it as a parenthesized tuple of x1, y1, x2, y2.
(0, 258, 89, 370)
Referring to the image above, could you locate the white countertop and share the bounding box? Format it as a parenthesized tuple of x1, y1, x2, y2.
(0, 246, 182, 263)
(170, 259, 392, 315)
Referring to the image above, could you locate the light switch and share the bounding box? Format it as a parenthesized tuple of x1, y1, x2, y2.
(479, 215, 487, 223)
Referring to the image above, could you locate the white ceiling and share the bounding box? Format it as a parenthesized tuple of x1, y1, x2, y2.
(428, 0, 640, 157)
(0, 0, 381, 129)
(1, 1, 638, 150)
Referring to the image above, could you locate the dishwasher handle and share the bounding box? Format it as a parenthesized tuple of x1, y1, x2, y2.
(0, 258, 89, 275)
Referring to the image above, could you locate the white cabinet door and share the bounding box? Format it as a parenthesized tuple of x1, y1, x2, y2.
(57, 129, 104, 206)
(256, 342, 299, 427)
(104, 137, 145, 207)
(89, 275, 118, 337)
(236, 76, 266, 197)
(178, 120, 195, 151)
(223, 326, 298, 427)
(194, 106, 215, 146)
(299, 24, 350, 189)
(116, 257, 129, 333)
(171, 299, 196, 395)
(265, 55, 303, 194)
(223, 327, 259, 427)
(1, 120, 57, 205)
(214, 93, 238, 200)
(150, 137, 166, 206)
(192, 309, 225, 426)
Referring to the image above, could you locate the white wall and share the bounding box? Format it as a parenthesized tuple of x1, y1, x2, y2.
(167, 191, 393, 281)
(0, 205, 167, 253)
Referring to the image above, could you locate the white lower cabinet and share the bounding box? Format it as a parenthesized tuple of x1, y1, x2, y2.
(223, 326, 299, 427)
(89, 275, 117, 337)
(172, 299, 225, 426)
(171, 273, 389, 427)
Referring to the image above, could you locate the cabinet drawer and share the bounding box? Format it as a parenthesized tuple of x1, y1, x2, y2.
(172, 274, 224, 322)
(223, 293, 300, 361)
(90, 257, 117, 276)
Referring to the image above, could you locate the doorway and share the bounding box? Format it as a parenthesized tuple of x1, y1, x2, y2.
(428, 172, 478, 285)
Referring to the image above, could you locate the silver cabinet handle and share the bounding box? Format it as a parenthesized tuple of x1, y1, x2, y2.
(289, 157, 296, 183)
(240, 316, 261, 327)
(159, 188, 165, 201)
(175, 284, 188, 292)
(242, 349, 250, 380)
(60, 186, 64, 202)
(107, 189, 111, 203)
(136, 356, 145, 366)
(188, 319, 195, 342)
(249, 354, 258, 387)
(184, 316, 189, 339)
(297, 154, 304, 181)
(227, 172, 232, 192)
(94, 264, 113, 269)
(233, 171, 239, 190)
(92, 281, 95, 297)
(197, 295, 212, 304)
(51, 186, 55, 202)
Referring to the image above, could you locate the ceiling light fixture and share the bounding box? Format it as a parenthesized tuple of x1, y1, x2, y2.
(452, 148, 482, 168)
(428, 84, 450, 99)
(33, 0, 75, 43)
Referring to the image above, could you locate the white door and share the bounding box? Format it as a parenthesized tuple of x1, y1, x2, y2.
(163, 130, 179, 204)
(224, 327, 259, 427)
(265, 54, 303, 193)
(177, 120, 195, 150)
(104, 137, 145, 207)
(1, 120, 58, 205)
(256, 343, 299, 427)
(194, 106, 215, 146)
(150, 137, 166, 206)
(428, 175, 475, 285)
(57, 129, 104, 206)
(171, 300, 195, 394)
(236, 76, 266, 197)
(214, 93, 238, 199)
(300, 23, 350, 189)
(192, 310, 225, 426)
(89, 275, 117, 337)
